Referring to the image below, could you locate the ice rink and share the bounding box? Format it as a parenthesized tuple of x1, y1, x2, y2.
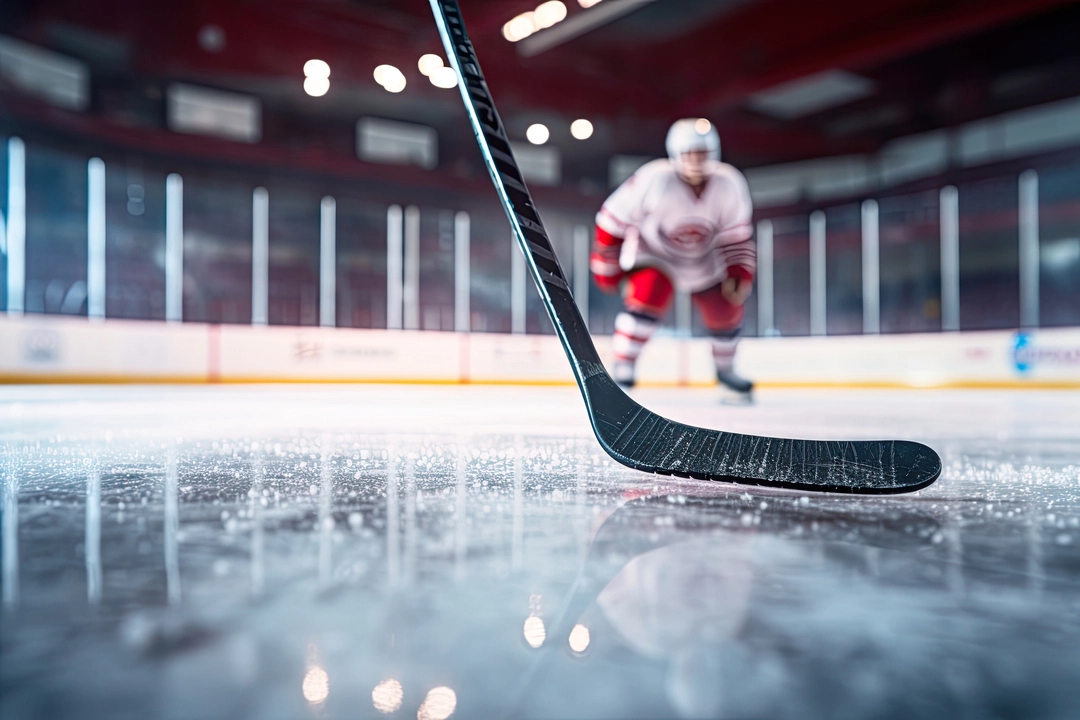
(2, 384, 1079, 719)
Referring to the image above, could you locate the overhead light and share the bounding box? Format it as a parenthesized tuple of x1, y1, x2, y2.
(417, 54, 443, 77)
(579, 0, 603, 6)
(534, 1, 567, 29)
(503, 12, 536, 42)
(429, 66, 458, 89)
(303, 59, 330, 97)
(694, 118, 711, 134)
(197, 25, 225, 53)
(373, 65, 399, 86)
(526, 123, 550, 145)
(504, 1, 575, 42)
(374, 64, 406, 93)
(304, 59, 330, 79)
(570, 119, 593, 139)
(304, 76, 329, 97)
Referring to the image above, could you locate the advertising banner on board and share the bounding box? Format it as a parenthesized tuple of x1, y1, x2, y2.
(0, 315, 1078, 388)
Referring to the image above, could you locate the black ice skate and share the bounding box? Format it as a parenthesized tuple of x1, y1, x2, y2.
(717, 368, 753, 404)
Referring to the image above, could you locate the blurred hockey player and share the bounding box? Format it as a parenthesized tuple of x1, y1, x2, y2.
(591, 118, 756, 398)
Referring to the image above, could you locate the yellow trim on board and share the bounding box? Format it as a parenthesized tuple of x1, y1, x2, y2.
(0, 373, 1078, 389)
(0, 373, 575, 387)
(641, 380, 1080, 390)
(220, 376, 578, 387)
(751, 380, 1080, 390)
(0, 374, 211, 385)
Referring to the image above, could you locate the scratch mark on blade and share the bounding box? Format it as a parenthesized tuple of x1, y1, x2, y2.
(610, 405, 644, 449)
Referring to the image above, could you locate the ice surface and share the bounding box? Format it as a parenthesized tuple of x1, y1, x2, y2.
(1, 385, 1079, 719)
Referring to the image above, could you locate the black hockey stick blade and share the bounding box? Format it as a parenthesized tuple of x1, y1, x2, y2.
(430, 0, 941, 494)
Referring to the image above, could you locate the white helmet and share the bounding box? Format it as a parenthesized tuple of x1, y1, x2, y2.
(665, 118, 720, 176)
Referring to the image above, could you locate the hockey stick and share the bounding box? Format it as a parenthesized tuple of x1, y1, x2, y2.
(430, 0, 940, 494)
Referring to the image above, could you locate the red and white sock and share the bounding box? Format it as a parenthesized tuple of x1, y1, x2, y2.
(710, 335, 739, 374)
(613, 312, 658, 380)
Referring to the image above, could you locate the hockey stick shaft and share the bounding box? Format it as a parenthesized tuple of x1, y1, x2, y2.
(430, 0, 941, 494)
(431, 1, 604, 390)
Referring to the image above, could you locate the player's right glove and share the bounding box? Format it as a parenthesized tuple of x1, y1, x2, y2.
(720, 267, 754, 306)
(591, 225, 625, 294)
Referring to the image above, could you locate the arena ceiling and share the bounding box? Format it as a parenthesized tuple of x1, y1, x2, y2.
(3, 0, 1080, 183)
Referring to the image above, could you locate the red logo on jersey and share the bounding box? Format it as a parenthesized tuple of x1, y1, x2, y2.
(661, 221, 714, 251)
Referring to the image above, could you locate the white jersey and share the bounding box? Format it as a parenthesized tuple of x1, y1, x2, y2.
(596, 159, 755, 293)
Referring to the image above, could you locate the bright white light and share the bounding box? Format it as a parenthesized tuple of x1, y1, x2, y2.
(1042, 237, 1080, 269)
(570, 119, 593, 140)
(534, 1, 568, 29)
(372, 679, 404, 714)
(568, 623, 590, 653)
(197, 25, 225, 53)
(418, 54, 443, 77)
(503, 12, 536, 42)
(374, 65, 407, 93)
(579, 0, 603, 7)
(523, 616, 546, 648)
(304, 59, 330, 79)
(303, 666, 329, 704)
(695, 118, 712, 134)
(374, 64, 405, 86)
(304, 76, 330, 97)
(429, 66, 458, 89)
(417, 686, 457, 720)
(526, 123, 549, 145)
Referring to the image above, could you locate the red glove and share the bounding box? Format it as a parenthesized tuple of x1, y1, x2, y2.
(591, 225, 625, 294)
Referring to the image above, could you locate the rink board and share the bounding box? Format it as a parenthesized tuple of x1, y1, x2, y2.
(0, 314, 1077, 388)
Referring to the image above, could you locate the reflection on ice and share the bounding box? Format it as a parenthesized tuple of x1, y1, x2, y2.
(568, 623, 591, 653)
(597, 537, 754, 659)
(303, 643, 329, 705)
(249, 449, 265, 598)
(523, 615, 546, 648)
(302, 665, 329, 705)
(164, 443, 180, 605)
(454, 443, 468, 581)
(3, 461, 18, 608)
(417, 686, 457, 720)
(85, 464, 102, 604)
(511, 435, 524, 572)
(318, 436, 333, 590)
(371, 678, 403, 714)
(387, 445, 400, 589)
(1026, 503, 1044, 598)
(2, 385, 1080, 719)
(403, 452, 418, 587)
